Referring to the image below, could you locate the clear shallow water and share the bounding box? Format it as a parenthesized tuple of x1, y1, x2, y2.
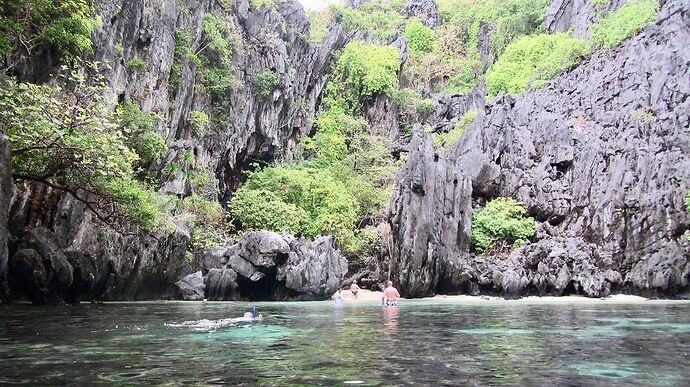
(1, 301, 689, 385)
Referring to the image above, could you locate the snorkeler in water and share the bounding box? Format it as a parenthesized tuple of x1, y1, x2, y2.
(233, 307, 263, 322)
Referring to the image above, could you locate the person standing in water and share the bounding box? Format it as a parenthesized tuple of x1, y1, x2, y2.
(332, 288, 343, 303)
(350, 280, 360, 300)
(382, 280, 401, 306)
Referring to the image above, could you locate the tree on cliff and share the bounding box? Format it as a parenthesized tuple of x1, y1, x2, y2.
(0, 0, 100, 70)
(0, 65, 166, 233)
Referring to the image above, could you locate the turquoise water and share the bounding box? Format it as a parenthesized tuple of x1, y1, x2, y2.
(1, 301, 689, 385)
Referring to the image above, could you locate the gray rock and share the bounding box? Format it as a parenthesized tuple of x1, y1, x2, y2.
(8, 228, 74, 304)
(205, 268, 239, 301)
(277, 235, 349, 297)
(175, 271, 205, 301)
(389, 0, 690, 298)
(200, 231, 347, 300)
(405, 0, 440, 29)
(0, 133, 10, 302)
(545, 0, 626, 39)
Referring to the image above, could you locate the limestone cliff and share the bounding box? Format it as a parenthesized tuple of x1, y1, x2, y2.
(0, 133, 10, 302)
(389, 0, 690, 298)
(4, 0, 350, 303)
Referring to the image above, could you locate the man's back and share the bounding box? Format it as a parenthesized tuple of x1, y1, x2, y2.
(383, 286, 400, 300)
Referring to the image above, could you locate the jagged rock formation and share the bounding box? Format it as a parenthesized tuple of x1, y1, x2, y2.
(186, 231, 348, 300)
(545, 0, 625, 38)
(405, 0, 440, 28)
(389, 0, 690, 298)
(0, 134, 10, 302)
(4, 0, 351, 303)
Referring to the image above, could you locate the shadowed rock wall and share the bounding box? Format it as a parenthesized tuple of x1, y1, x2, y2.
(0, 133, 10, 302)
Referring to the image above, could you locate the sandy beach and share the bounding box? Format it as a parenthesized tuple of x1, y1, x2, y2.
(344, 289, 689, 304)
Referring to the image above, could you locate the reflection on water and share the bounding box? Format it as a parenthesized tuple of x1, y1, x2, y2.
(1, 301, 689, 385)
(383, 306, 399, 330)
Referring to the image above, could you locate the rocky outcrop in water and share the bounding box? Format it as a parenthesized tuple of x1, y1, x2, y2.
(389, 0, 690, 298)
(194, 231, 348, 300)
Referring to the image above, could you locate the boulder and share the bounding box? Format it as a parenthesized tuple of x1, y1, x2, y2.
(175, 271, 205, 301)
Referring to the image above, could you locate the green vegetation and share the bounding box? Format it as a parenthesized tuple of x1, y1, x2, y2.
(404, 0, 549, 93)
(486, 32, 590, 98)
(472, 197, 538, 254)
(686, 190, 690, 212)
(117, 101, 167, 166)
(252, 70, 279, 98)
(404, 19, 435, 54)
(229, 44, 401, 253)
(198, 10, 241, 129)
(0, 0, 100, 66)
(128, 58, 148, 72)
(249, 0, 274, 10)
(230, 166, 359, 248)
(188, 110, 209, 134)
(0, 67, 166, 232)
(391, 88, 437, 129)
(170, 29, 200, 90)
(434, 109, 478, 151)
(333, 0, 406, 41)
(307, 8, 332, 44)
(331, 41, 400, 111)
(591, 0, 659, 49)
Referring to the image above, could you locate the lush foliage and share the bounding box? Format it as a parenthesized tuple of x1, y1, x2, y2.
(307, 8, 332, 44)
(434, 109, 478, 151)
(199, 10, 241, 129)
(0, 67, 165, 232)
(686, 190, 690, 213)
(591, 0, 658, 49)
(117, 102, 167, 165)
(170, 29, 200, 90)
(391, 88, 437, 130)
(404, 19, 436, 54)
(128, 58, 148, 72)
(249, 0, 274, 10)
(252, 70, 278, 98)
(404, 0, 549, 93)
(333, 0, 406, 41)
(188, 110, 209, 134)
(0, 0, 100, 66)
(331, 41, 400, 111)
(472, 197, 538, 254)
(230, 166, 360, 248)
(486, 32, 590, 98)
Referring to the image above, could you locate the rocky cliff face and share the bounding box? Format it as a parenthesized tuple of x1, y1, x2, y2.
(4, 0, 350, 303)
(0, 133, 10, 302)
(389, 0, 690, 298)
(545, 0, 625, 38)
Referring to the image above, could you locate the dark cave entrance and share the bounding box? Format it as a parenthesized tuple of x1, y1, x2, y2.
(235, 253, 294, 301)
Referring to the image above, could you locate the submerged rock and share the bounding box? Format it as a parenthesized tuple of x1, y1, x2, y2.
(389, 0, 690, 298)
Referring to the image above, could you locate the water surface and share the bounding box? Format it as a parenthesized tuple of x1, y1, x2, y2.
(1, 300, 689, 385)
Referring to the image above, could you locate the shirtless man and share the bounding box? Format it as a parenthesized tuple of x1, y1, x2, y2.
(350, 280, 360, 300)
(382, 280, 401, 306)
